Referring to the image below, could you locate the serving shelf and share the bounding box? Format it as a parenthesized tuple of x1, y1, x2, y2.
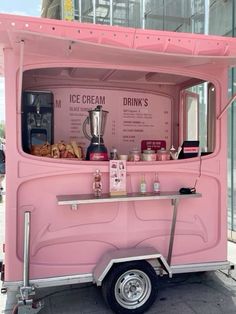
(57, 191, 201, 206)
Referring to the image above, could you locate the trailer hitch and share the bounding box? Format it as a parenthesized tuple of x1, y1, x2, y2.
(20, 285, 35, 303)
(17, 299, 43, 314)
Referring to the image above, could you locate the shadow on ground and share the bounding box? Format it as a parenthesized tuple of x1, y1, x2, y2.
(33, 271, 236, 314)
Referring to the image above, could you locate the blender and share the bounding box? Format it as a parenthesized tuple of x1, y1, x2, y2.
(83, 105, 109, 161)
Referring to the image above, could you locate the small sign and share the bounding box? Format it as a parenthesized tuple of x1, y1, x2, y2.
(109, 160, 127, 196)
(183, 147, 199, 153)
(141, 140, 166, 152)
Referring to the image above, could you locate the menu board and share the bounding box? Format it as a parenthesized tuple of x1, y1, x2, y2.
(53, 87, 172, 154)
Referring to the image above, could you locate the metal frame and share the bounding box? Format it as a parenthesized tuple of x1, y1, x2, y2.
(167, 198, 178, 265)
(171, 261, 233, 274)
(16, 212, 43, 313)
(57, 191, 202, 207)
(3, 260, 232, 290)
(22, 212, 31, 295)
(93, 247, 172, 286)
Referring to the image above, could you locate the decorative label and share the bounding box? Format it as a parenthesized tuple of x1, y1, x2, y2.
(109, 160, 127, 196)
(89, 152, 108, 161)
(153, 181, 160, 193)
(183, 147, 199, 153)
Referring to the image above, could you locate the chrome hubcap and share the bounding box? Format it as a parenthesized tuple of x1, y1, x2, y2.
(114, 269, 151, 309)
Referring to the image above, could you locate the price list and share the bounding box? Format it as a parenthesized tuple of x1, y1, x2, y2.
(52, 87, 172, 154)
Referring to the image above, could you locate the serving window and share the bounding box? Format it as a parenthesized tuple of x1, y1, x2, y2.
(21, 67, 216, 161)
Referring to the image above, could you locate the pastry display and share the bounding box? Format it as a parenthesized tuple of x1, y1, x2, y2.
(31, 141, 83, 160)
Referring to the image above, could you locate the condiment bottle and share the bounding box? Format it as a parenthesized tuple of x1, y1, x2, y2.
(153, 173, 160, 193)
(110, 147, 118, 160)
(140, 175, 147, 193)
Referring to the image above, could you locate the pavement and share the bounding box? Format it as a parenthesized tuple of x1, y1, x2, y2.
(0, 196, 236, 313)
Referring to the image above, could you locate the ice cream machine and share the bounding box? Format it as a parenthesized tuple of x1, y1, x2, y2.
(21, 91, 54, 153)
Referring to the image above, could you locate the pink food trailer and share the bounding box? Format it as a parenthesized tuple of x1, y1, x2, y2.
(0, 13, 235, 314)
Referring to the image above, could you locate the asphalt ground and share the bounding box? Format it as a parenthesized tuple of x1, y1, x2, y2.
(5, 267, 234, 314)
(36, 270, 236, 314)
(0, 195, 236, 313)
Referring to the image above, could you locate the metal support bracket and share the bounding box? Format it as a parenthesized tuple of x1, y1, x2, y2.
(167, 198, 179, 265)
(71, 204, 78, 211)
(16, 212, 44, 313)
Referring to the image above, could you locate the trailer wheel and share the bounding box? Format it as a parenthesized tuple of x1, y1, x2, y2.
(102, 260, 158, 314)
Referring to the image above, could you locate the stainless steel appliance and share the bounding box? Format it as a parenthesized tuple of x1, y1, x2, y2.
(22, 91, 53, 153)
(83, 105, 108, 161)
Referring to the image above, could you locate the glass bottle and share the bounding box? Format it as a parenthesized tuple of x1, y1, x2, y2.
(140, 175, 147, 193)
(153, 173, 160, 193)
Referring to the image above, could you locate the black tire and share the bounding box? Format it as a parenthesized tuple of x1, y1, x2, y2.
(102, 260, 158, 314)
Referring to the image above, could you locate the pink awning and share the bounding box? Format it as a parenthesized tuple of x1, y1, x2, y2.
(1, 13, 236, 76)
